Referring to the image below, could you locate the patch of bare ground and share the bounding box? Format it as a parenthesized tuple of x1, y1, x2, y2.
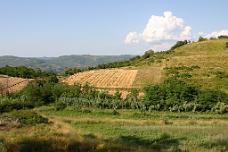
(0, 76, 30, 94)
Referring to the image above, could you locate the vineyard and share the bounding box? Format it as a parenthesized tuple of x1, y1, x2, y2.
(0, 75, 30, 94)
(63, 69, 138, 89)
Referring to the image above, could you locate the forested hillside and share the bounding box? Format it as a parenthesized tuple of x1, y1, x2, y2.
(0, 55, 133, 72)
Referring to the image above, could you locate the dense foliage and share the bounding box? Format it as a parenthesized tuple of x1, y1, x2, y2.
(0, 110, 48, 126)
(64, 67, 83, 75)
(164, 65, 200, 79)
(1, 75, 227, 114)
(0, 65, 56, 78)
(218, 35, 228, 39)
(144, 77, 228, 113)
(170, 40, 190, 50)
(198, 36, 207, 42)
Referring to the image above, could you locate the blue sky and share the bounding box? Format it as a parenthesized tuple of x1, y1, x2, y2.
(0, 0, 228, 57)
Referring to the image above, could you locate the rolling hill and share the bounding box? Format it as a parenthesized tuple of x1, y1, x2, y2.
(0, 55, 133, 72)
(64, 39, 228, 93)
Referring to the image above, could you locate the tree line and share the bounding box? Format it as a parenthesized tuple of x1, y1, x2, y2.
(0, 65, 56, 78)
(1, 76, 227, 114)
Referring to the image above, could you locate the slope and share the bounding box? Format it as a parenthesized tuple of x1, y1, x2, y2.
(63, 39, 228, 93)
(133, 39, 228, 92)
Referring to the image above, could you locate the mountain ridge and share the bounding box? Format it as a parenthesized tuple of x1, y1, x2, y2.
(0, 54, 134, 72)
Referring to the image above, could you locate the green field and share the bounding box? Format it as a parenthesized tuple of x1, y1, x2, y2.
(1, 107, 228, 152)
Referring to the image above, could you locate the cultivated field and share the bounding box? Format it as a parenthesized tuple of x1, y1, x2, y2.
(0, 75, 30, 94)
(63, 69, 138, 89)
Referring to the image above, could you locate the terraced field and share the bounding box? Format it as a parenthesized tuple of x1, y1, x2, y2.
(0, 75, 30, 94)
(63, 69, 138, 89)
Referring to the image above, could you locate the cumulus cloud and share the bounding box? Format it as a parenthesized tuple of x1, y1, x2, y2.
(125, 32, 142, 44)
(205, 30, 228, 38)
(124, 11, 192, 49)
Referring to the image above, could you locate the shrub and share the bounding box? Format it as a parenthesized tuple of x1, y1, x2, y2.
(64, 67, 83, 75)
(196, 90, 228, 112)
(144, 77, 227, 112)
(170, 40, 189, 50)
(0, 65, 55, 78)
(22, 82, 54, 105)
(0, 96, 34, 113)
(218, 35, 228, 39)
(198, 36, 207, 42)
(112, 109, 120, 115)
(212, 102, 228, 114)
(2, 110, 48, 126)
(142, 50, 154, 59)
(47, 75, 59, 83)
(55, 100, 67, 111)
(226, 42, 228, 48)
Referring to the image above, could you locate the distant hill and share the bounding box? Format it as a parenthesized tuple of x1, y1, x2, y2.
(0, 55, 133, 72)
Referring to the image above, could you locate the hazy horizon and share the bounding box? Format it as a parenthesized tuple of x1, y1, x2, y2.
(0, 53, 136, 58)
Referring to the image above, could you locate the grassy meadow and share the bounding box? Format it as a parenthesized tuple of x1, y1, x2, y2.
(133, 39, 228, 92)
(1, 107, 228, 152)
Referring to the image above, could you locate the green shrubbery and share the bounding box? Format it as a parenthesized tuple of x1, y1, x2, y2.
(0, 65, 56, 78)
(1, 73, 228, 113)
(198, 36, 207, 42)
(1, 110, 48, 126)
(64, 67, 83, 75)
(170, 40, 190, 50)
(218, 35, 228, 39)
(0, 96, 34, 113)
(164, 65, 199, 79)
(144, 77, 228, 113)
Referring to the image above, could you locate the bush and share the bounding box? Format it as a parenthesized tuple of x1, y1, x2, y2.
(2, 110, 48, 126)
(0, 65, 56, 78)
(218, 35, 228, 39)
(142, 50, 154, 59)
(22, 82, 54, 105)
(198, 36, 207, 42)
(0, 96, 34, 113)
(55, 100, 67, 111)
(112, 109, 120, 115)
(170, 40, 189, 50)
(64, 67, 83, 75)
(226, 42, 228, 48)
(196, 90, 228, 112)
(143, 77, 228, 112)
(211, 102, 228, 114)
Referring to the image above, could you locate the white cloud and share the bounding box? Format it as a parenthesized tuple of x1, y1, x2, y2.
(124, 11, 192, 50)
(124, 32, 142, 44)
(205, 30, 228, 38)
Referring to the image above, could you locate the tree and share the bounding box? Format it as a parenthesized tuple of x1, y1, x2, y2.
(198, 36, 207, 42)
(47, 75, 59, 83)
(142, 50, 154, 59)
(218, 35, 228, 39)
(170, 40, 189, 50)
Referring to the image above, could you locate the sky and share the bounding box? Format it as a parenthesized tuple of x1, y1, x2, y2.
(0, 0, 228, 57)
